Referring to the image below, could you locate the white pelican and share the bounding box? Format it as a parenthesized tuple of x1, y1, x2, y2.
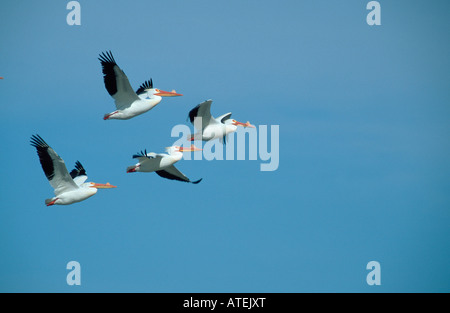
(98, 51, 182, 120)
(187, 99, 255, 142)
(126, 145, 203, 184)
(30, 135, 116, 206)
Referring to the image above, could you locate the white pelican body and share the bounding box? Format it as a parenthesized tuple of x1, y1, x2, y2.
(127, 145, 202, 184)
(187, 99, 255, 142)
(98, 51, 182, 120)
(200, 121, 237, 142)
(52, 186, 97, 205)
(30, 135, 116, 206)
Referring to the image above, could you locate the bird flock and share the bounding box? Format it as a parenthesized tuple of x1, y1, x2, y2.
(31, 51, 255, 206)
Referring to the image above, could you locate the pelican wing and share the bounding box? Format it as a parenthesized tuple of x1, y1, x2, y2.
(135, 79, 153, 98)
(98, 51, 140, 110)
(127, 150, 166, 173)
(70, 161, 88, 186)
(132, 150, 159, 163)
(155, 165, 202, 184)
(216, 112, 232, 123)
(188, 99, 217, 131)
(30, 135, 79, 196)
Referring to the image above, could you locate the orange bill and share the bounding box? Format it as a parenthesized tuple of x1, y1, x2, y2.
(90, 182, 117, 189)
(233, 120, 256, 128)
(179, 144, 202, 152)
(154, 89, 183, 97)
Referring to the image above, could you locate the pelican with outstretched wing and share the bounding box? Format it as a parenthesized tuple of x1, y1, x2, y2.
(127, 145, 203, 184)
(187, 99, 255, 142)
(98, 51, 182, 120)
(30, 135, 116, 206)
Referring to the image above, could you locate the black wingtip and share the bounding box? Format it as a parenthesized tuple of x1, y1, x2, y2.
(75, 160, 86, 173)
(98, 50, 116, 64)
(135, 79, 154, 95)
(70, 160, 86, 179)
(187, 103, 201, 124)
(30, 134, 49, 149)
(132, 149, 149, 159)
(30, 134, 55, 181)
(98, 51, 119, 96)
(191, 178, 203, 184)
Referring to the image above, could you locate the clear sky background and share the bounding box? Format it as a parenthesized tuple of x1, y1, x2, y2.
(0, 0, 449, 292)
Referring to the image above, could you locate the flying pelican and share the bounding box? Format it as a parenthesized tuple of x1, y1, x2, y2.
(187, 99, 255, 142)
(126, 145, 203, 184)
(30, 135, 116, 206)
(98, 51, 182, 120)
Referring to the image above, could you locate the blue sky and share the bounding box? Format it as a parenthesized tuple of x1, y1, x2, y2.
(0, 0, 449, 292)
